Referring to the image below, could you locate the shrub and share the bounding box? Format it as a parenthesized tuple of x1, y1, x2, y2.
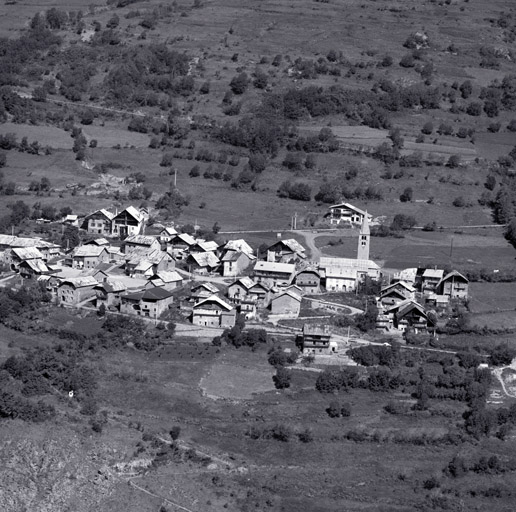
(169, 426, 181, 440)
(229, 72, 249, 95)
(447, 154, 461, 168)
(452, 196, 466, 207)
(507, 119, 516, 132)
(298, 428, 314, 443)
(273, 367, 292, 389)
(391, 214, 416, 231)
(160, 153, 174, 167)
(399, 187, 413, 202)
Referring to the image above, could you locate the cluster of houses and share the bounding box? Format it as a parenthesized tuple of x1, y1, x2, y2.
(376, 268, 469, 334)
(0, 202, 470, 341)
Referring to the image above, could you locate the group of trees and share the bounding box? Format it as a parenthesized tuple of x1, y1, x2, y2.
(212, 316, 269, 349)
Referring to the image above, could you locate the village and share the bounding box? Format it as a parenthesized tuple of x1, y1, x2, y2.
(0, 201, 470, 355)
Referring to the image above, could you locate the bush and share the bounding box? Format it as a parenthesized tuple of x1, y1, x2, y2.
(229, 72, 249, 95)
(390, 214, 416, 231)
(399, 187, 413, 202)
(273, 367, 292, 389)
(160, 153, 174, 167)
(169, 426, 181, 440)
(297, 428, 314, 443)
(447, 155, 461, 168)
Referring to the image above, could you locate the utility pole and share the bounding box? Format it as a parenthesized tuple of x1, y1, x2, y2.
(450, 236, 454, 259)
(174, 168, 177, 188)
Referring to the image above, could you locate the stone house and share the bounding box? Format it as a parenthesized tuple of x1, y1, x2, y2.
(192, 295, 236, 327)
(57, 276, 98, 305)
(120, 287, 174, 318)
(270, 290, 302, 316)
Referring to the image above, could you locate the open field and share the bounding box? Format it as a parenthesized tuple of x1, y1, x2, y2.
(200, 349, 276, 399)
(315, 229, 515, 271)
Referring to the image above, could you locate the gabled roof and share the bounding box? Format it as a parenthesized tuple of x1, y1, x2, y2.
(85, 208, 115, 221)
(0, 234, 17, 246)
(95, 280, 127, 293)
(84, 238, 110, 246)
(393, 268, 418, 283)
(328, 203, 372, 218)
(160, 226, 178, 236)
(303, 323, 332, 335)
(296, 267, 320, 278)
(324, 267, 358, 279)
(380, 281, 415, 295)
(422, 268, 444, 279)
(269, 238, 306, 255)
(150, 270, 183, 283)
(319, 256, 379, 272)
(12, 247, 44, 260)
(124, 235, 158, 247)
(133, 260, 154, 272)
(221, 249, 255, 262)
(192, 240, 219, 252)
(223, 239, 254, 255)
(271, 289, 302, 303)
(397, 300, 427, 319)
(188, 252, 220, 268)
(114, 206, 143, 223)
(228, 276, 255, 290)
(438, 270, 468, 286)
(254, 261, 296, 274)
(19, 259, 51, 273)
(248, 281, 271, 292)
(283, 284, 304, 294)
(194, 294, 233, 311)
(169, 233, 196, 246)
(192, 282, 219, 294)
(59, 276, 98, 288)
(72, 245, 107, 258)
(126, 247, 166, 264)
(123, 287, 174, 301)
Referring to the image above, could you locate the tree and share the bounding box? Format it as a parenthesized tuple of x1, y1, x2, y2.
(229, 72, 249, 95)
(0, 152, 6, 168)
(459, 80, 473, 99)
(61, 225, 80, 250)
(421, 121, 433, 135)
(273, 367, 291, 389)
(248, 153, 267, 173)
(253, 68, 268, 89)
(390, 214, 416, 231)
(399, 187, 413, 202)
(447, 154, 461, 168)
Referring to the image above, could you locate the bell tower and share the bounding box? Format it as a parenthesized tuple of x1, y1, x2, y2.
(357, 213, 370, 261)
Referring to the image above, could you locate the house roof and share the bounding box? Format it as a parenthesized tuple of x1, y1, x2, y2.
(296, 267, 320, 278)
(123, 287, 174, 302)
(380, 281, 416, 295)
(397, 300, 427, 319)
(248, 281, 271, 292)
(324, 267, 358, 279)
(393, 267, 418, 283)
(319, 256, 380, 272)
(254, 261, 296, 274)
(133, 260, 154, 272)
(229, 276, 255, 290)
(12, 247, 44, 260)
(20, 259, 50, 274)
(170, 233, 196, 246)
(72, 245, 107, 257)
(124, 235, 158, 247)
(150, 270, 183, 283)
(269, 238, 306, 255)
(95, 280, 127, 293)
(328, 203, 372, 218)
(303, 323, 332, 335)
(192, 240, 219, 252)
(438, 270, 468, 286)
(59, 276, 98, 288)
(160, 226, 178, 236)
(188, 252, 220, 268)
(85, 208, 115, 221)
(422, 268, 444, 279)
(283, 284, 304, 294)
(194, 294, 233, 311)
(0, 234, 17, 246)
(192, 282, 219, 294)
(115, 206, 143, 223)
(223, 239, 254, 255)
(84, 238, 110, 246)
(271, 289, 302, 303)
(127, 247, 166, 264)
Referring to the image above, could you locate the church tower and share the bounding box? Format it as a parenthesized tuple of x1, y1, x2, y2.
(357, 213, 370, 261)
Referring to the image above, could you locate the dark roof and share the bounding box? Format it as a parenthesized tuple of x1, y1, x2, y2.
(123, 287, 174, 301)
